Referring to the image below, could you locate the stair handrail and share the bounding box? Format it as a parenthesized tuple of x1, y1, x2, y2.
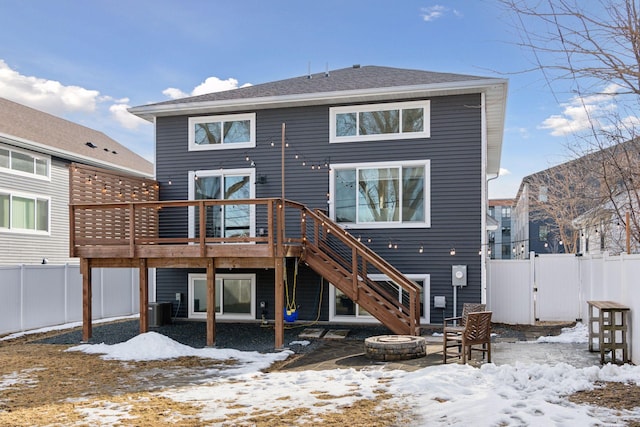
(308, 208, 422, 294)
(293, 204, 420, 332)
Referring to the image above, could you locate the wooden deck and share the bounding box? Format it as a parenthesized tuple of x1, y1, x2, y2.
(69, 163, 421, 349)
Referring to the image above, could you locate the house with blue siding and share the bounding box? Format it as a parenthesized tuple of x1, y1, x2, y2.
(67, 64, 509, 346)
(125, 65, 507, 334)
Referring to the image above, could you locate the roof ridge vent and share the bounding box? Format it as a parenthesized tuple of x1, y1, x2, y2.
(352, 64, 360, 69)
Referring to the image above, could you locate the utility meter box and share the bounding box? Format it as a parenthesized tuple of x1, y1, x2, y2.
(452, 265, 467, 287)
(434, 296, 446, 309)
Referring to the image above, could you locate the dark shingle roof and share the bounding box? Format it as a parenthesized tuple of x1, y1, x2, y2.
(0, 97, 153, 177)
(129, 64, 507, 176)
(145, 65, 487, 107)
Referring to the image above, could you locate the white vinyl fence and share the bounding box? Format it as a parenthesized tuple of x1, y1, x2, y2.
(488, 252, 640, 364)
(0, 264, 154, 336)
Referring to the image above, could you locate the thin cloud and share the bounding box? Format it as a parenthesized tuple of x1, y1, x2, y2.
(539, 84, 621, 136)
(162, 87, 189, 100)
(506, 126, 531, 140)
(163, 76, 252, 100)
(499, 168, 511, 176)
(421, 5, 447, 22)
(109, 102, 148, 130)
(0, 59, 99, 115)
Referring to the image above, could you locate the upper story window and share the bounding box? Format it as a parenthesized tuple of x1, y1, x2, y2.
(0, 190, 50, 234)
(330, 101, 430, 143)
(0, 145, 50, 179)
(538, 186, 548, 202)
(188, 113, 256, 151)
(539, 225, 549, 242)
(330, 159, 430, 228)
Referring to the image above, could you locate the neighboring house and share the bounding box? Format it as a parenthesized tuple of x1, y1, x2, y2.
(126, 65, 507, 328)
(512, 139, 640, 259)
(573, 194, 639, 255)
(0, 97, 153, 265)
(513, 169, 572, 259)
(488, 199, 514, 259)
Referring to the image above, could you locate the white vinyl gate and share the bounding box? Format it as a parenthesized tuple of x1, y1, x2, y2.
(486, 258, 533, 324)
(533, 254, 582, 322)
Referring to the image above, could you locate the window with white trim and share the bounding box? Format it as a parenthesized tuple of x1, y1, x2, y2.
(0, 145, 50, 179)
(188, 113, 256, 151)
(330, 274, 430, 323)
(0, 191, 50, 233)
(330, 101, 430, 143)
(330, 160, 430, 228)
(188, 273, 256, 320)
(188, 168, 255, 238)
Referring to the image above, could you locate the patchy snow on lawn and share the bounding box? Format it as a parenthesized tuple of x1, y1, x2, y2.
(63, 327, 640, 426)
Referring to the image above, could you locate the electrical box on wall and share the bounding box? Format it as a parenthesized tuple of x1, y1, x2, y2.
(452, 265, 467, 287)
(434, 296, 446, 308)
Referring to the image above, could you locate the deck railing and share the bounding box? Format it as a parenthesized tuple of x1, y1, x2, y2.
(70, 198, 280, 258)
(70, 197, 421, 334)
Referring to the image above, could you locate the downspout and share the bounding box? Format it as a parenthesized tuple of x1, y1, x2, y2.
(480, 92, 490, 305)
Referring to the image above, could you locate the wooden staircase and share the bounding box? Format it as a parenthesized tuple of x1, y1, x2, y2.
(297, 207, 421, 336)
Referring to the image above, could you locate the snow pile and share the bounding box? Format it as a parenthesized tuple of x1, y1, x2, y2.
(536, 322, 588, 344)
(67, 332, 292, 375)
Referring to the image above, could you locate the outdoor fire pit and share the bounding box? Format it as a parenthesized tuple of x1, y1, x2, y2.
(364, 335, 427, 361)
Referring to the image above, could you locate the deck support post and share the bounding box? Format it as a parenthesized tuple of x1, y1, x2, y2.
(139, 258, 148, 334)
(206, 258, 216, 347)
(275, 257, 284, 349)
(81, 258, 92, 342)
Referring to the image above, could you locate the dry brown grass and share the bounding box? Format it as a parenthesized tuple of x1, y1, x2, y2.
(0, 328, 636, 426)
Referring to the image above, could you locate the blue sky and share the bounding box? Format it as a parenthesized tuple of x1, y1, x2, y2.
(0, 0, 593, 198)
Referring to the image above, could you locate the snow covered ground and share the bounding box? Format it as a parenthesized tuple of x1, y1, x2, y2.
(53, 322, 640, 426)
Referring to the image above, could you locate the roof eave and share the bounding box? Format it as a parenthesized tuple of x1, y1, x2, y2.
(130, 78, 507, 119)
(0, 132, 153, 178)
(129, 77, 508, 176)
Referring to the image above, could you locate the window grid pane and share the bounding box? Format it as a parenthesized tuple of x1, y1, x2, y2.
(359, 110, 399, 135)
(37, 199, 48, 231)
(335, 169, 356, 223)
(12, 196, 35, 230)
(357, 168, 399, 222)
(194, 122, 222, 145)
(402, 108, 424, 133)
(35, 158, 48, 176)
(11, 152, 34, 174)
(222, 279, 252, 314)
(0, 194, 8, 228)
(193, 279, 207, 313)
(223, 120, 251, 144)
(336, 113, 357, 137)
(402, 166, 425, 222)
(0, 149, 8, 168)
